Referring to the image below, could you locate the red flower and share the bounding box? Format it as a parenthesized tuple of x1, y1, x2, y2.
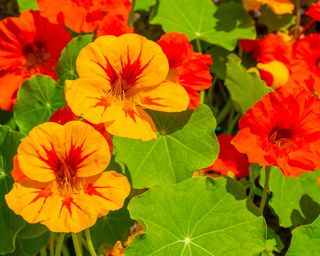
(157, 32, 213, 109)
(37, 0, 132, 34)
(0, 10, 71, 110)
(232, 88, 320, 177)
(204, 134, 249, 178)
(306, 1, 320, 21)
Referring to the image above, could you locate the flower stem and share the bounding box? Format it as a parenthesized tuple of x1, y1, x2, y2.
(71, 233, 83, 256)
(55, 233, 66, 256)
(85, 229, 97, 256)
(259, 166, 271, 212)
(195, 38, 202, 53)
(49, 235, 55, 256)
(40, 247, 47, 256)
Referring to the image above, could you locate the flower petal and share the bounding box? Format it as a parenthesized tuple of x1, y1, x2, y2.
(140, 82, 189, 112)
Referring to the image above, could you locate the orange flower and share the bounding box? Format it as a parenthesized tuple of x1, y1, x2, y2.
(306, 1, 320, 21)
(157, 32, 213, 109)
(66, 34, 189, 141)
(243, 0, 294, 15)
(204, 134, 249, 178)
(5, 121, 130, 233)
(232, 88, 320, 177)
(0, 10, 71, 110)
(37, 0, 132, 34)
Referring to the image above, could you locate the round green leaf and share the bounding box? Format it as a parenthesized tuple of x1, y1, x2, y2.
(287, 215, 320, 256)
(261, 167, 320, 228)
(134, 0, 156, 11)
(125, 177, 267, 256)
(14, 75, 65, 134)
(114, 104, 219, 188)
(56, 34, 93, 85)
(151, 1, 256, 50)
(17, 0, 37, 11)
(0, 126, 26, 254)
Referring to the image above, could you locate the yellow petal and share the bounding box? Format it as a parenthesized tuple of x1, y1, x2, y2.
(259, 0, 294, 14)
(257, 61, 289, 89)
(243, 0, 262, 11)
(139, 82, 189, 112)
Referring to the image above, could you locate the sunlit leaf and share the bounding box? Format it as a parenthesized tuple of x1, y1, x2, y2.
(151, 0, 256, 50)
(125, 177, 267, 256)
(14, 75, 65, 134)
(17, 0, 38, 11)
(114, 104, 219, 188)
(134, 0, 156, 11)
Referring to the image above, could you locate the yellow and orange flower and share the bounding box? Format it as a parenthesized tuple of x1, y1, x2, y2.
(5, 121, 130, 233)
(66, 34, 189, 141)
(243, 0, 294, 15)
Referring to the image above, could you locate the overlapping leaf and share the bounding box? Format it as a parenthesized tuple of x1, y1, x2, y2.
(14, 75, 65, 134)
(0, 126, 25, 254)
(125, 177, 267, 256)
(151, 0, 256, 50)
(114, 105, 219, 188)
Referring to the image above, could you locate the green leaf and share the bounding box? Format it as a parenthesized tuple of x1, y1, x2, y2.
(90, 201, 134, 251)
(17, 0, 38, 11)
(261, 167, 320, 228)
(125, 177, 267, 256)
(287, 215, 320, 256)
(208, 46, 231, 79)
(14, 75, 65, 134)
(114, 104, 219, 188)
(225, 54, 272, 114)
(258, 6, 295, 33)
(151, 1, 256, 50)
(0, 126, 26, 254)
(18, 232, 50, 256)
(134, 0, 157, 11)
(56, 35, 93, 85)
(18, 224, 48, 239)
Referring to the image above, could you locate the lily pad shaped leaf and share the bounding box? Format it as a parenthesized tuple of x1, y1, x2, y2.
(151, 0, 256, 50)
(125, 177, 267, 256)
(114, 104, 219, 189)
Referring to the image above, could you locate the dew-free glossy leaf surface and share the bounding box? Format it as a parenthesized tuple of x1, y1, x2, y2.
(225, 54, 272, 114)
(14, 75, 65, 134)
(0, 126, 25, 254)
(125, 177, 267, 256)
(114, 105, 218, 188)
(151, 0, 256, 50)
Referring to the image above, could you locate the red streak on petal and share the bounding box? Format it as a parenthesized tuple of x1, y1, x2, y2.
(60, 197, 82, 217)
(123, 106, 137, 122)
(29, 187, 53, 214)
(37, 143, 61, 172)
(142, 96, 167, 107)
(85, 183, 112, 201)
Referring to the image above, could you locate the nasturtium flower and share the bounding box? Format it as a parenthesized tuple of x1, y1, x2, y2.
(66, 34, 189, 141)
(204, 134, 249, 179)
(0, 10, 71, 110)
(5, 121, 130, 233)
(243, 0, 294, 15)
(306, 1, 320, 21)
(232, 89, 320, 177)
(37, 0, 132, 34)
(157, 32, 213, 109)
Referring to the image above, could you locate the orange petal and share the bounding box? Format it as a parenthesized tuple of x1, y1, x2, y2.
(259, 0, 294, 14)
(104, 104, 157, 141)
(139, 82, 189, 112)
(257, 61, 289, 89)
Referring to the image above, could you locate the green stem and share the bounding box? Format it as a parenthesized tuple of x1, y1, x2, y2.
(259, 166, 271, 212)
(216, 100, 232, 124)
(200, 90, 205, 104)
(49, 235, 55, 256)
(85, 229, 97, 256)
(226, 112, 241, 134)
(71, 233, 83, 256)
(195, 38, 202, 53)
(62, 244, 70, 256)
(55, 233, 66, 256)
(40, 247, 47, 256)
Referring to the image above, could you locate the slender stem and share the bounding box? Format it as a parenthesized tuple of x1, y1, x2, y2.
(85, 229, 97, 256)
(195, 38, 202, 53)
(296, 0, 301, 27)
(226, 112, 241, 134)
(216, 100, 232, 124)
(300, 19, 316, 36)
(62, 244, 70, 256)
(71, 233, 83, 256)
(200, 90, 205, 104)
(49, 235, 55, 256)
(55, 233, 66, 256)
(259, 166, 271, 212)
(40, 247, 47, 256)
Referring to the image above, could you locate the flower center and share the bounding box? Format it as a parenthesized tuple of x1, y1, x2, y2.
(269, 128, 293, 148)
(55, 165, 81, 194)
(23, 41, 50, 70)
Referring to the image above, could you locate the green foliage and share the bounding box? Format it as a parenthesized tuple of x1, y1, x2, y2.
(261, 167, 320, 228)
(208, 46, 231, 79)
(258, 6, 295, 32)
(0, 126, 25, 254)
(14, 75, 65, 134)
(225, 54, 272, 114)
(151, 0, 256, 50)
(90, 202, 134, 251)
(287, 216, 320, 256)
(56, 35, 93, 85)
(17, 0, 37, 11)
(114, 105, 219, 188)
(134, 0, 156, 11)
(125, 177, 267, 256)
